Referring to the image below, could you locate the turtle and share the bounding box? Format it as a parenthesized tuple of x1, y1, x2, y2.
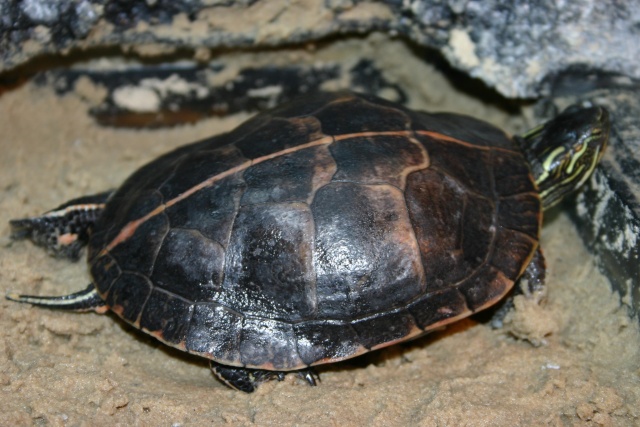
(7, 91, 609, 393)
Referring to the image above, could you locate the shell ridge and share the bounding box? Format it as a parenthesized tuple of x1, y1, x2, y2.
(415, 130, 519, 154)
(305, 136, 337, 206)
(214, 171, 246, 299)
(148, 195, 172, 282)
(399, 130, 432, 189)
(109, 270, 154, 322)
(425, 165, 495, 203)
(486, 146, 499, 267)
(155, 152, 191, 195)
(165, 226, 225, 251)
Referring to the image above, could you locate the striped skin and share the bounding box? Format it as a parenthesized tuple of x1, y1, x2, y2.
(518, 106, 609, 209)
(87, 92, 540, 371)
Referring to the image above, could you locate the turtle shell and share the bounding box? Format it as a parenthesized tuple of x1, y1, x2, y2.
(88, 92, 540, 371)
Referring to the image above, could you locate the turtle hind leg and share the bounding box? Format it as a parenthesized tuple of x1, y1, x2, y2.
(6, 284, 106, 312)
(210, 362, 318, 393)
(10, 190, 113, 260)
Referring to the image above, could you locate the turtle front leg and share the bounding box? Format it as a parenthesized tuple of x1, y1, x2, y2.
(519, 247, 546, 298)
(490, 248, 546, 329)
(210, 362, 318, 393)
(10, 191, 113, 260)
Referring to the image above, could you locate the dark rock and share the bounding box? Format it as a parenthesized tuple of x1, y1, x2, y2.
(39, 59, 405, 128)
(401, 1, 640, 97)
(1, 1, 638, 99)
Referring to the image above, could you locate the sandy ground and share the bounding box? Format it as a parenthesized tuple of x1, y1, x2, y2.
(1, 72, 639, 426)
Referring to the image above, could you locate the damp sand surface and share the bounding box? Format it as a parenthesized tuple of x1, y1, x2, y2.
(0, 81, 639, 427)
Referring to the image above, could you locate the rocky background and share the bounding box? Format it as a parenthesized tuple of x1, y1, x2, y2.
(2, 0, 639, 97)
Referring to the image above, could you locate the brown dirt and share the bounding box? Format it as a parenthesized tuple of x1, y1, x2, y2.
(1, 44, 639, 426)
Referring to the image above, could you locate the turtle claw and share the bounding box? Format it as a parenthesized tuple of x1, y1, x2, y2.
(297, 369, 319, 387)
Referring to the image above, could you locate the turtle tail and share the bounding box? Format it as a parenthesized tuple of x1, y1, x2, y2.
(6, 284, 106, 312)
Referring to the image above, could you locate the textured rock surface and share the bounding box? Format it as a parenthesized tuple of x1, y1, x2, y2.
(2, 0, 639, 98)
(406, 0, 640, 98)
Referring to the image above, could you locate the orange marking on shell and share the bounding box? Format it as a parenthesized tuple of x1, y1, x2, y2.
(416, 130, 519, 154)
(111, 305, 124, 316)
(421, 308, 474, 332)
(370, 324, 425, 351)
(416, 130, 486, 149)
(102, 258, 117, 271)
(149, 329, 165, 342)
(309, 344, 369, 368)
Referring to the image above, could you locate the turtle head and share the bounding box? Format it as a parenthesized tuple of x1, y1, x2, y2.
(521, 105, 610, 209)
